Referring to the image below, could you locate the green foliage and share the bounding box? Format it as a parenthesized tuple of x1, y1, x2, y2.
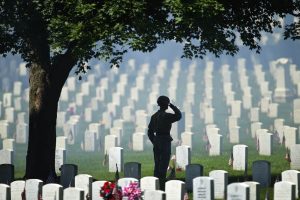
(0, 0, 300, 69)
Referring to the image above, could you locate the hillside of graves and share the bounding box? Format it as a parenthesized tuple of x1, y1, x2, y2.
(1, 51, 300, 199)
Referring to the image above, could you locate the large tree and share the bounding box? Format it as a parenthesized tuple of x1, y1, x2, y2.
(0, 0, 299, 182)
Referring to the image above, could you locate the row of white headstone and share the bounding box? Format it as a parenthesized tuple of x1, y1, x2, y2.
(1, 169, 300, 200)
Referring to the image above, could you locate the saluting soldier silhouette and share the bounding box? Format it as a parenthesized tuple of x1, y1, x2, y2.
(148, 95, 182, 190)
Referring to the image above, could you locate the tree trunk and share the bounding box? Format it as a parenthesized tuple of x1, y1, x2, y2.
(24, 60, 71, 182)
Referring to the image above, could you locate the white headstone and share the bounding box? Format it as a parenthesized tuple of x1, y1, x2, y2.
(0, 184, 10, 200)
(102, 112, 112, 129)
(243, 181, 260, 200)
(230, 100, 242, 118)
(16, 123, 28, 144)
(3, 93, 12, 108)
(110, 127, 122, 146)
(274, 181, 296, 200)
(233, 144, 248, 171)
(75, 174, 92, 199)
(108, 147, 123, 172)
(282, 170, 300, 198)
(243, 95, 252, 110)
(84, 130, 96, 152)
(250, 107, 259, 122)
(209, 134, 222, 156)
(75, 93, 84, 106)
(268, 103, 278, 118)
(228, 116, 238, 129)
(67, 77, 76, 91)
(257, 131, 273, 156)
(63, 187, 84, 200)
(19, 62, 27, 76)
(104, 135, 117, 154)
(0, 120, 9, 139)
(25, 179, 43, 200)
(181, 132, 194, 149)
(204, 107, 214, 124)
(63, 122, 76, 145)
(55, 148, 66, 174)
(42, 183, 63, 200)
(209, 170, 228, 199)
(13, 82, 22, 96)
(176, 145, 191, 170)
(89, 123, 101, 140)
(122, 106, 132, 122)
(14, 97, 22, 111)
(24, 88, 30, 103)
(112, 93, 121, 106)
(291, 144, 300, 170)
(0, 149, 13, 165)
(294, 109, 300, 124)
(130, 87, 139, 101)
(5, 107, 14, 123)
(84, 108, 92, 122)
(57, 112, 66, 128)
(144, 190, 166, 200)
(193, 176, 214, 200)
(60, 87, 69, 102)
(260, 97, 271, 113)
(229, 126, 240, 144)
(135, 110, 148, 128)
(140, 176, 159, 191)
(251, 122, 262, 138)
(81, 82, 90, 96)
(165, 180, 185, 200)
(227, 183, 250, 200)
(17, 112, 26, 124)
(92, 181, 107, 200)
(132, 132, 145, 151)
(10, 180, 25, 200)
(3, 138, 14, 150)
(56, 136, 67, 150)
(284, 126, 297, 150)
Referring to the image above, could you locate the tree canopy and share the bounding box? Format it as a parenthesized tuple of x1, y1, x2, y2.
(1, 0, 299, 71)
(1, 0, 300, 182)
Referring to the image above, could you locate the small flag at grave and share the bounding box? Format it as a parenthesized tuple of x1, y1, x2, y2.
(274, 130, 280, 144)
(282, 134, 286, 146)
(228, 151, 234, 166)
(167, 155, 176, 180)
(256, 138, 260, 152)
(285, 148, 291, 163)
(115, 164, 120, 182)
(102, 152, 108, 166)
(205, 139, 211, 152)
(168, 155, 176, 170)
(167, 167, 176, 180)
(68, 129, 73, 142)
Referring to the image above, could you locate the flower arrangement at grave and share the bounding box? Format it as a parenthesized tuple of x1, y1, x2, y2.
(100, 181, 122, 200)
(122, 182, 142, 200)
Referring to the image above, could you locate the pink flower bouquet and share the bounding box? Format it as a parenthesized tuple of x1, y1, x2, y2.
(122, 182, 142, 200)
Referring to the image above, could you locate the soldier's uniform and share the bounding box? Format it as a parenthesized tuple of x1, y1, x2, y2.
(148, 99, 181, 190)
